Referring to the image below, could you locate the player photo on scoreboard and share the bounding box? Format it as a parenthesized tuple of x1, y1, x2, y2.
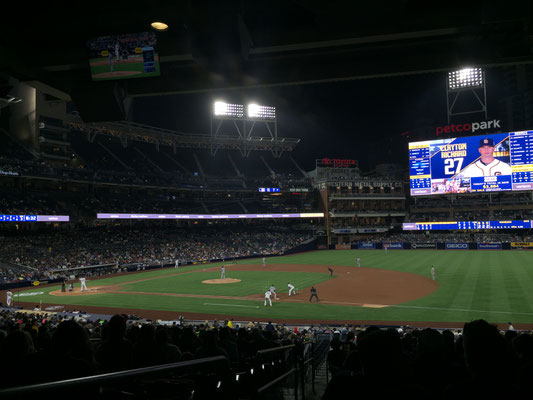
(409, 131, 520, 195)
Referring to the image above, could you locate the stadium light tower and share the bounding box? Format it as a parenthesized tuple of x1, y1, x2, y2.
(446, 67, 487, 123)
(211, 101, 282, 157)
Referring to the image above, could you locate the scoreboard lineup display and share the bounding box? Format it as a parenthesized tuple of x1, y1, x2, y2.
(403, 220, 533, 230)
(409, 130, 533, 195)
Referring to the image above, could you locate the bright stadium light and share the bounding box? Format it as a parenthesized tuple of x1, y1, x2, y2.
(448, 67, 483, 90)
(247, 103, 276, 120)
(213, 102, 244, 118)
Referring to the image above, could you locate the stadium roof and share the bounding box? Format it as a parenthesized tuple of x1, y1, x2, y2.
(2, 1, 532, 100)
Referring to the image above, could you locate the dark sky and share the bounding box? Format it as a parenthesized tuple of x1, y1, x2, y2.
(131, 68, 505, 172)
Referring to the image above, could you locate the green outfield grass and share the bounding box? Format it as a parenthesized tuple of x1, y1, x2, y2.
(89, 57, 160, 80)
(15, 250, 533, 324)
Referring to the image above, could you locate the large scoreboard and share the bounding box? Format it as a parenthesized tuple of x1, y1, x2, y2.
(409, 131, 533, 196)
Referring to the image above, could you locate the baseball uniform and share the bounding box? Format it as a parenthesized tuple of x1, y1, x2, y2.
(309, 287, 319, 302)
(175, 259, 179, 268)
(288, 283, 295, 296)
(264, 290, 272, 306)
(79, 277, 88, 292)
(460, 158, 512, 177)
(269, 285, 278, 299)
(6, 290, 13, 307)
(262, 257, 266, 267)
(221, 266, 226, 279)
(357, 258, 361, 268)
(431, 266, 435, 281)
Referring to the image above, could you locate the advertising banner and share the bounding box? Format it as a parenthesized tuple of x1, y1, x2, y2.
(445, 243, 469, 250)
(358, 242, 376, 249)
(411, 242, 437, 249)
(383, 242, 403, 249)
(511, 242, 533, 249)
(477, 243, 503, 250)
(335, 244, 351, 250)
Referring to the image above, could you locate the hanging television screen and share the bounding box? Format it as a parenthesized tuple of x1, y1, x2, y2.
(409, 130, 533, 195)
(87, 31, 160, 81)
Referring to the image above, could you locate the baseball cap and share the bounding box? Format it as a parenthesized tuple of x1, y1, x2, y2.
(479, 138, 494, 147)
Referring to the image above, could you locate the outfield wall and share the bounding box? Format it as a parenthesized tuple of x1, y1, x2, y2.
(330, 242, 517, 250)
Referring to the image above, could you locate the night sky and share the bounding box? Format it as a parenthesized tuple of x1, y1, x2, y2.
(131, 67, 506, 172)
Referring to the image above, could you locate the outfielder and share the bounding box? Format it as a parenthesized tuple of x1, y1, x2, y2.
(288, 283, 296, 296)
(221, 265, 226, 279)
(6, 290, 13, 307)
(79, 276, 88, 292)
(356, 257, 361, 268)
(262, 257, 266, 267)
(431, 266, 436, 281)
(175, 259, 180, 268)
(264, 290, 272, 307)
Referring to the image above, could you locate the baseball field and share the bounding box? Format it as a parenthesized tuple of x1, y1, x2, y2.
(13, 249, 533, 328)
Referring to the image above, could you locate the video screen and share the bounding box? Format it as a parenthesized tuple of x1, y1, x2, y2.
(409, 130, 533, 195)
(87, 32, 160, 81)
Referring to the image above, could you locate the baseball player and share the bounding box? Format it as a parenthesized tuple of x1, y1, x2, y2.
(309, 286, 319, 302)
(221, 265, 226, 279)
(175, 259, 179, 269)
(262, 257, 266, 267)
(328, 267, 334, 277)
(384, 245, 388, 254)
(269, 284, 278, 299)
(460, 138, 512, 177)
(356, 257, 361, 268)
(79, 276, 88, 292)
(288, 283, 296, 296)
(431, 266, 436, 281)
(6, 290, 13, 307)
(264, 290, 272, 307)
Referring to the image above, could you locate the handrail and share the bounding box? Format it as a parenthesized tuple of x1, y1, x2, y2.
(0, 356, 226, 396)
(256, 344, 295, 355)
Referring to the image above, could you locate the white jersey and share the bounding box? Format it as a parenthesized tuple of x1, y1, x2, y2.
(264, 290, 272, 299)
(269, 286, 276, 293)
(288, 284, 295, 290)
(460, 159, 512, 177)
(79, 277, 86, 284)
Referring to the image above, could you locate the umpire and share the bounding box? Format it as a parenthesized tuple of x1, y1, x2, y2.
(309, 286, 319, 302)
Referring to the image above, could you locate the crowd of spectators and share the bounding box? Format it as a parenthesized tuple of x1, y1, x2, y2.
(324, 320, 533, 398)
(1, 307, 531, 398)
(0, 227, 313, 284)
(0, 308, 312, 390)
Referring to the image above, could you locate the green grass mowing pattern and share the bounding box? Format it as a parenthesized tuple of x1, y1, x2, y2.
(89, 59, 160, 80)
(18, 250, 533, 324)
(119, 270, 329, 296)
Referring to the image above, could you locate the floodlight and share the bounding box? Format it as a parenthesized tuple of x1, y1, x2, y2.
(247, 103, 276, 120)
(151, 21, 169, 31)
(213, 102, 244, 118)
(448, 67, 483, 90)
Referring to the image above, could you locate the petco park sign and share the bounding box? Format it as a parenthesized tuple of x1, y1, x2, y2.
(436, 119, 501, 136)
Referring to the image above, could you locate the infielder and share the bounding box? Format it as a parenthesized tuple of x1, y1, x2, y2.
(357, 257, 361, 268)
(6, 290, 13, 307)
(431, 266, 436, 281)
(79, 276, 88, 292)
(264, 290, 272, 307)
(288, 283, 296, 296)
(460, 138, 512, 177)
(221, 265, 226, 279)
(269, 284, 278, 299)
(262, 257, 266, 267)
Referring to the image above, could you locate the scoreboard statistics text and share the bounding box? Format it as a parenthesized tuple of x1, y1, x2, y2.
(403, 220, 533, 230)
(409, 131, 533, 195)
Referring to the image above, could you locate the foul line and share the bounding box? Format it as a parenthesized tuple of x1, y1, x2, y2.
(204, 302, 259, 309)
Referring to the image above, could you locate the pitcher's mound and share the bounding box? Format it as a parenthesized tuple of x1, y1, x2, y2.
(202, 278, 241, 284)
